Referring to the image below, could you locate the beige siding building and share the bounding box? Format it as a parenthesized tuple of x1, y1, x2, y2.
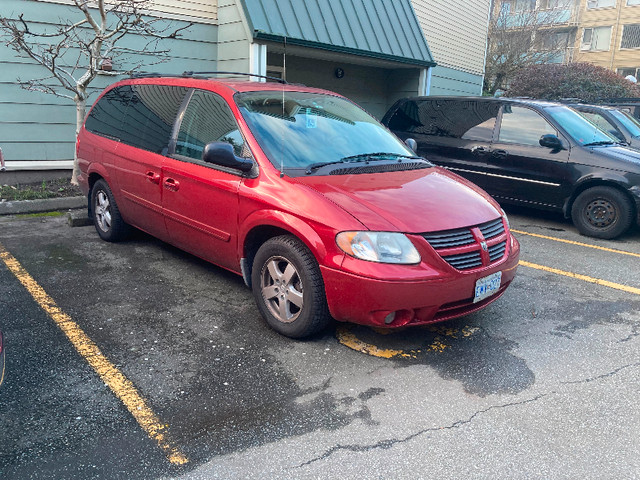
(573, 0, 640, 78)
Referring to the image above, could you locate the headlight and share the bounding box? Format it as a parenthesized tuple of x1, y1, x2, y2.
(336, 231, 421, 264)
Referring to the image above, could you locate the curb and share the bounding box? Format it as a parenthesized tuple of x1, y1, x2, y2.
(0, 196, 86, 216)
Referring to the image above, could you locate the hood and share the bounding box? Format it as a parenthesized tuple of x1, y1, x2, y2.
(584, 145, 640, 173)
(295, 167, 502, 232)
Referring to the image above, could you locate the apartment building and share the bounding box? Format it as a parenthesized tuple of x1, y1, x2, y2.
(574, 0, 640, 79)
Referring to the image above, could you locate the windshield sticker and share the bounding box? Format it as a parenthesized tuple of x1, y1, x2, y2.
(303, 108, 318, 128)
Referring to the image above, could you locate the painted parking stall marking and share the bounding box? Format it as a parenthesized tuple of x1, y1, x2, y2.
(0, 242, 188, 466)
(511, 229, 640, 258)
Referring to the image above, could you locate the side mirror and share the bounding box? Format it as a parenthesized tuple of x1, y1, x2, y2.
(539, 134, 564, 150)
(405, 138, 418, 153)
(202, 142, 253, 173)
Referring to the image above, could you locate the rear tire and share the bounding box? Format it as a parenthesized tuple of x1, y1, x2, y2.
(251, 235, 330, 338)
(91, 179, 130, 242)
(571, 186, 634, 239)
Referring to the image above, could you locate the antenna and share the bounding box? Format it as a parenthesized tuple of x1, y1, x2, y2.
(280, 37, 287, 178)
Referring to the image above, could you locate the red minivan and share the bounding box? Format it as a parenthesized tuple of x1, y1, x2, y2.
(76, 75, 520, 338)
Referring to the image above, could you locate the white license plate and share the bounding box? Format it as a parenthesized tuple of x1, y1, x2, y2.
(473, 271, 502, 303)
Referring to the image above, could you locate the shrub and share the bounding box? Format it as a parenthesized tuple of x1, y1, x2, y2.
(506, 63, 640, 102)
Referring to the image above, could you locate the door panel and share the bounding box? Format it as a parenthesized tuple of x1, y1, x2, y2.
(163, 89, 252, 271)
(113, 85, 189, 240)
(487, 105, 570, 208)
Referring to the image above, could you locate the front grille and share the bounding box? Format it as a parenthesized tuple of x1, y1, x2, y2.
(422, 228, 474, 248)
(488, 241, 506, 262)
(479, 218, 505, 239)
(442, 251, 483, 270)
(422, 218, 507, 271)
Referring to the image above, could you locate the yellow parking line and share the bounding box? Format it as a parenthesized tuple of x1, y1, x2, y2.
(511, 229, 640, 258)
(0, 243, 188, 466)
(519, 260, 640, 296)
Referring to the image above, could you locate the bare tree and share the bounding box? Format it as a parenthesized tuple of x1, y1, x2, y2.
(0, 0, 191, 183)
(485, 1, 577, 95)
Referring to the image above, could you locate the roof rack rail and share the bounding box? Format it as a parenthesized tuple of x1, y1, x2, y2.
(181, 71, 287, 84)
(129, 72, 187, 79)
(129, 71, 287, 83)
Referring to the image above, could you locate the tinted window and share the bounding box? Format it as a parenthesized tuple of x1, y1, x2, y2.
(119, 85, 188, 154)
(498, 105, 556, 145)
(176, 90, 250, 161)
(388, 100, 499, 141)
(85, 86, 133, 139)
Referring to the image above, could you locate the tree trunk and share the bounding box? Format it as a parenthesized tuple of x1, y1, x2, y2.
(71, 94, 86, 185)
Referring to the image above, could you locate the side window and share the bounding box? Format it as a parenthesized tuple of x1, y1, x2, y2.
(498, 105, 557, 146)
(389, 100, 498, 141)
(119, 85, 188, 154)
(176, 90, 250, 161)
(576, 111, 623, 140)
(84, 86, 133, 139)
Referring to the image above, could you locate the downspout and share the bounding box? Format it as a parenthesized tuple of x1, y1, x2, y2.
(419, 67, 432, 96)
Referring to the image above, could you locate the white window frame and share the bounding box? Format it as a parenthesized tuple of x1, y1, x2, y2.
(587, 0, 616, 8)
(581, 26, 613, 51)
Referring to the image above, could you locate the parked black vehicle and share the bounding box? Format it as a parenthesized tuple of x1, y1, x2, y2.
(382, 96, 640, 239)
(569, 104, 640, 150)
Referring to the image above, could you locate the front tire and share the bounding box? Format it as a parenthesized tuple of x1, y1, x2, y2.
(571, 186, 634, 239)
(91, 179, 130, 242)
(251, 236, 330, 338)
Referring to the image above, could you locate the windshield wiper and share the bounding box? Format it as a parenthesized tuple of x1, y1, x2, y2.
(305, 153, 426, 175)
(583, 141, 615, 146)
(340, 152, 422, 162)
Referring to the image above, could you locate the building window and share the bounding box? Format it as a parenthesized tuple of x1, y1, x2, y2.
(628, 0, 640, 5)
(621, 24, 640, 48)
(581, 26, 612, 50)
(539, 0, 571, 8)
(618, 67, 640, 77)
(587, 0, 616, 7)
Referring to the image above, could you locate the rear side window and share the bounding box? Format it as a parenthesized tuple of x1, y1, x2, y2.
(387, 100, 499, 142)
(119, 85, 188, 154)
(85, 86, 133, 139)
(84, 84, 188, 155)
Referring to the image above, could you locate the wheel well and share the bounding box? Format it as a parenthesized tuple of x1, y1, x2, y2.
(568, 181, 636, 218)
(86, 173, 104, 219)
(242, 225, 298, 287)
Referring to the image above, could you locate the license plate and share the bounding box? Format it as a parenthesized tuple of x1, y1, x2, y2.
(473, 271, 502, 303)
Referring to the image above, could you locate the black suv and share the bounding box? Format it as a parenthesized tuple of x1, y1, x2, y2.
(383, 96, 640, 239)
(569, 103, 640, 150)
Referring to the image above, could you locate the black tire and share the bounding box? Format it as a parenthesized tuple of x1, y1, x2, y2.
(251, 235, 330, 338)
(90, 179, 130, 242)
(570, 186, 634, 239)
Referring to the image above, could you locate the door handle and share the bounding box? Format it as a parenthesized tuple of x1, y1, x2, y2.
(164, 178, 180, 192)
(471, 146, 488, 155)
(145, 171, 161, 184)
(492, 149, 508, 160)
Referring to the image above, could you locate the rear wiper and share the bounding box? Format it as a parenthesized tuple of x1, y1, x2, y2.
(340, 152, 422, 162)
(583, 141, 615, 146)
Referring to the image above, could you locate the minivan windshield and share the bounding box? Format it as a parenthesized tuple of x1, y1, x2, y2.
(236, 91, 416, 172)
(546, 106, 619, 146)
(610, 109, 640, 138)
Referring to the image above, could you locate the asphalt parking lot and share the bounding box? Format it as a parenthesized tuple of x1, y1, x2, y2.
(0, 206, 639, 479)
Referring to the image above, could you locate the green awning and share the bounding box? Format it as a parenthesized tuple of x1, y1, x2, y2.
(241, 0, 436, 67)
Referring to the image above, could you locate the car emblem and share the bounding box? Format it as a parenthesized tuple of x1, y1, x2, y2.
(481, 241, 488, 252)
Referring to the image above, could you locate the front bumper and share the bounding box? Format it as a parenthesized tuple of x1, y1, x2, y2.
(321, 236, 520, 327)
